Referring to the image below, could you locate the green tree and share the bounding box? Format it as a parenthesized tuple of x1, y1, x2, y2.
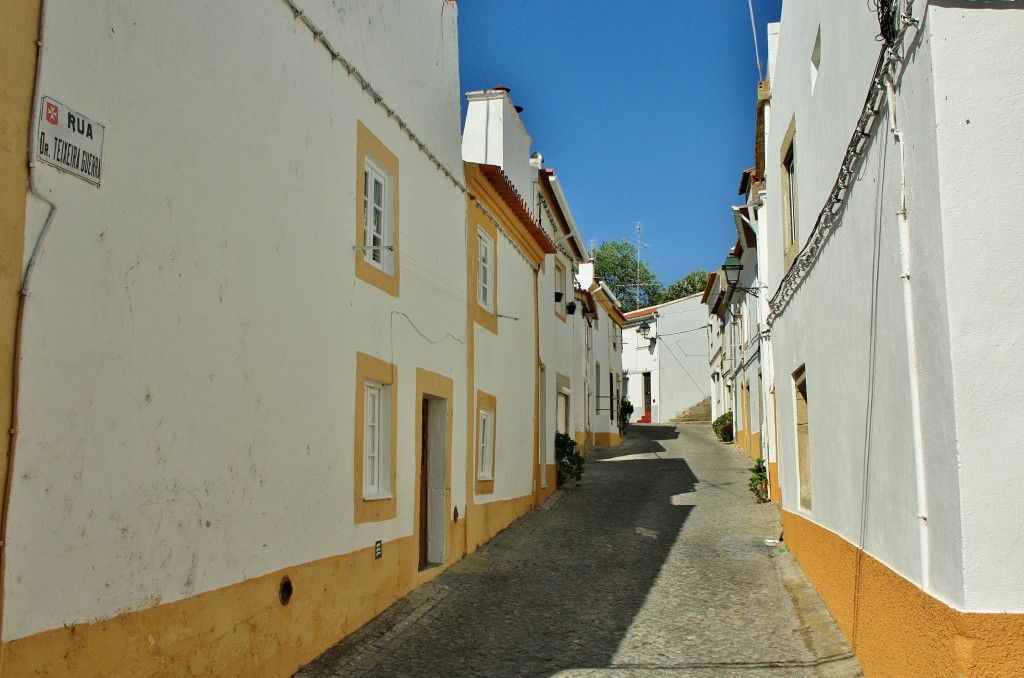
(660, 269, 709, 303)
(592, 240, 663, 312)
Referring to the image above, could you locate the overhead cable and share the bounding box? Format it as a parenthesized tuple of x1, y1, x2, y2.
(766, 1, 919, 329)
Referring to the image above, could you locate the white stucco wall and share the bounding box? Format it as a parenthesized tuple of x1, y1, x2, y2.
(733, 243, 761, 442)
(473, 238, 538, 502)
(571, 300, 590, 439)
(765, 0, 924, 599)
(536, 258, 556, 466)
(588, 296, 622, 438)
(307, 0, 464, 174)
(539, 254, 579, 453)
(8, 0, 468, 640)
(765, 0, 1024, 613)
(927, 2, 1024, 612)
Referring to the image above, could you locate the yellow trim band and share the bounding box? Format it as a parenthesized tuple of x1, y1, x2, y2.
(782, 510, 1024, 676)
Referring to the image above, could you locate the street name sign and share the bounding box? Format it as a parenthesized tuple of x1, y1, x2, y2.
(36, 97, 105, 186)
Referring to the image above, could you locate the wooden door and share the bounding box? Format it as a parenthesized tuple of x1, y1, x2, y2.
(642, 372, 652, 422)
(419, 397, 429, 567)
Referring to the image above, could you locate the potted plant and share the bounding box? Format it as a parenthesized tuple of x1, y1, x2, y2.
(712, 411, 733, 442)
(749, 458, 769, 503)
(566, 301, 577, 315)
(618, 396, 634, 435)
(554, 432, 585, 486)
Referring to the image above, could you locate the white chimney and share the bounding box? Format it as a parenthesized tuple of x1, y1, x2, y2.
(577, 262, 595, 290)
(462, 85, 534, 199)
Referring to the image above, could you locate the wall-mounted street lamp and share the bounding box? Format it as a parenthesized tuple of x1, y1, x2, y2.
(722, 254, 760, 296)
(637, 319, 656, 347)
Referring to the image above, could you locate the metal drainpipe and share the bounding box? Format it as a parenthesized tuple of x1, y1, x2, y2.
(654, 315, 661, 424)
(886, 74, 930, 589)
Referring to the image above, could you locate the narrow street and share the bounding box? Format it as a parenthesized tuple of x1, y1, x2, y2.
(296, 424, 860, 677)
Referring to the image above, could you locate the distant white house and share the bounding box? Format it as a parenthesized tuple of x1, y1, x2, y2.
(621, 294, 709, 425)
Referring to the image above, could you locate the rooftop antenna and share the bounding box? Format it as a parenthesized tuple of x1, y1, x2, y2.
(634, 221, 649, 307)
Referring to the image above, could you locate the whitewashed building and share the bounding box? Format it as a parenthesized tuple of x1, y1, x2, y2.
(463, 85, 624, 456)
(702, 270, 729, 423)
(715, 166, 772, 472)
(762, 1, 1024, 674)
(537, 167, 596, 453)
(0, 6, 624, 670)
(622, 294, 709, 425)
(0, 2, 624, 675)
(579, 278, 626, 447)
(1, 2, 472, 674)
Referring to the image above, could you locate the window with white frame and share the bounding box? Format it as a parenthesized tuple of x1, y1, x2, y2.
(363, 157, 392, 272)
(477, 407, 495, 480)
(363, 380, 391, 498)
(477, 230, 494, 312)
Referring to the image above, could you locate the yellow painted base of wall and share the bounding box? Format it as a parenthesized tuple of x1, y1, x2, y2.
(736, 427, 750, 457)
(0, 530, 460, 677)
(575, 431, 594, 457)
(537, 465, 557, 503)
(465, 494, 536, 555)
(594, 431, 620, 447)
(0, 491, 547, 676)
(736, 430, 760, 460)
(782, 510, 1024, 677)
(768, 460, 780, 503)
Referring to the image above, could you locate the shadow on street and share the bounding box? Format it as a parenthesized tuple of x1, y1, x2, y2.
(298, 428, 700, 677)
(297, 422, 861, 677)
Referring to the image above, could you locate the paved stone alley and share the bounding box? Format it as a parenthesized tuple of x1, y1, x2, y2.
(295, 424, 860, 677)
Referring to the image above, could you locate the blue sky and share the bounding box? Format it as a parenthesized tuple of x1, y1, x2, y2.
(457, 0, 783, 286)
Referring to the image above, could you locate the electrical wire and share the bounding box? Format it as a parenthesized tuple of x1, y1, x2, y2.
(852, 83, 891, 653)
(457, 3, 489, 86)
(401, 253, 467, 302)
(748, 0, 764, 81)
(655, 326, 710, 338)
(392, 311, 464, 346)
(402, 267, 467, 304)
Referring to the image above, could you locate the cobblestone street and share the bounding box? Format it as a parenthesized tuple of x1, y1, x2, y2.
(296, 423, 860, 677)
